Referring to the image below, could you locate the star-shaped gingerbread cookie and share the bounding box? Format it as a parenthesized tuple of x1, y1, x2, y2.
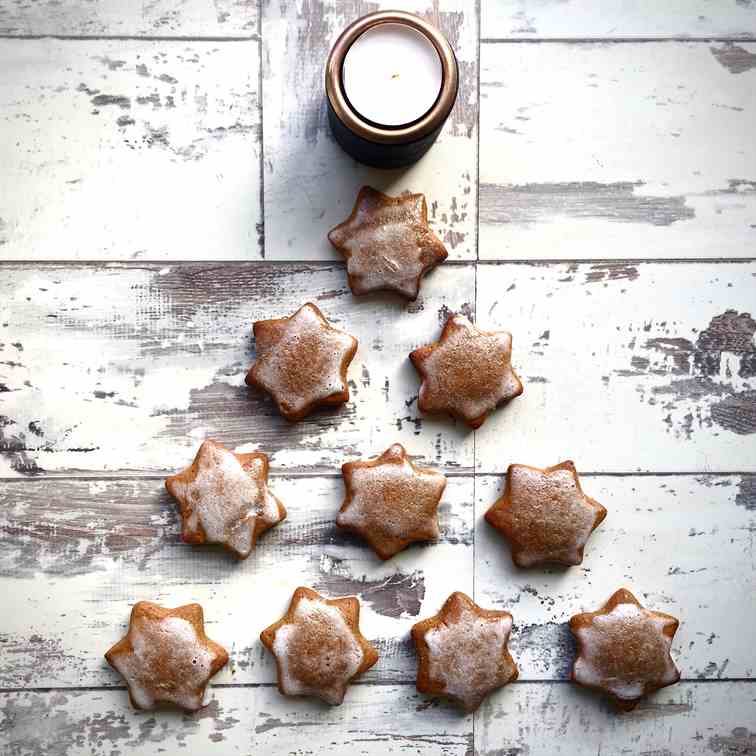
(409, 313, 523, 428)
(570, 588, 681, 710)
(336, 443, 447, 560)
(328, 186, 448, 300)
(165, 439, 286, 559)
(260, 586, 379, 705)
(105, 601, 228, 712)
(246, 303, 358, 421)
(412, 592, 518, 712)
(485, 461, 607, 567)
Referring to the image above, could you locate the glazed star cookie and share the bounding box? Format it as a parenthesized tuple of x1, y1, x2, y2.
(412, 592, 518, 712)
(328, 186, 448, 300)
(105, 601, 228, 712)
(485, 461, 607, 567)
(336, 443, 447, 560)
(409, 313, 523, 428)
(569, 589, 681, 710)
(260, 587, 379, 705)
(165, 439, 286, 559)
(246, 303, 358, 421)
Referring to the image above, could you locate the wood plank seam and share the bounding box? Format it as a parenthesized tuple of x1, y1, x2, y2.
(480, 36, 756, 43)
(3, 258, 754, 267)
(1, 471, 753, 483)
(0, 34, 260, 41)
(256, 0, 265, 258)
(4, 677, 756, 695)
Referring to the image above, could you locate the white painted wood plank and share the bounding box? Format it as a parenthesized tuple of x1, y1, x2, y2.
(0, 0, 257, 37)
(261, 0, 478, 261)
(475, 473, 756, 681)
(1, 473, 751, 687)
(3, 683, 754, 756)
(0, 263, 474, 476)
(479, 42, 756, 259)
(1, 686, 475, 755)
(476, 682, 756, 756)
(483, 1, 756, 40)
(0, 40, 261, 260)
(0, 475, 473, 688)
(475, 262, 756, 472)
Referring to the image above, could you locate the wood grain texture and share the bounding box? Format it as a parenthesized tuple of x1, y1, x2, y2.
(2, 4, 756, 753)
(2, 683, 755, 756)
(0, 686, 476, 756)
(0, 262, 474, 477)
(482, 1, 756, 40)
(0, 39, 261, 261)
(0, 475, 472, 688)
(261, 0, 478, 261)
(476, 682, 756, 756)
(0, 0, 257, 37)
(475, 262, 756, 473)
(479, 42, 756, 260)
(476, 473, 756, 681)
(1, 473, 752, 687)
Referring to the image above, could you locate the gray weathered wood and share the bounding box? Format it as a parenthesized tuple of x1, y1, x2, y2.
(261, 0, 478, 261)
(0, 686, 476, 755)
(483, 1, 756, 40)
(476, 473, 756, 681)
(0, 263, 475, 476)
(475, 261, 756, 473)
(0, 39, 261, 260)
(2, 5, 755, 754)
(479, 42, 756, 260)
(0, 475, 473, 688)
(0, 0, 257, 37)
(476, 682, 756, 756)
(2, 683, 754, 756)
(1, 473, 752, 688)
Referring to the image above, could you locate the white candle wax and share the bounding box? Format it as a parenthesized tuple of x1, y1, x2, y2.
(342, 23, 443, 127)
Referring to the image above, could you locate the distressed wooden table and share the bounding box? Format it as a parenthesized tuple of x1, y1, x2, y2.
(1, 1, 755, 754)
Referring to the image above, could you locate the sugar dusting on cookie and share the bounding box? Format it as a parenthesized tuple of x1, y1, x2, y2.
(253, 304, 356, 417)
(112, 615, 215, 711)
(271, 597, 364, 705)
(412, 314, 522, 427)
(509, 465, 599, 566)
(168, 441, 280, 558)
(328, 187, 448, 300)
(424, 601, 515, 710)
(573, 602, 679, 702)
(338, 447, 444, 538)
(342, 209, 426, 297)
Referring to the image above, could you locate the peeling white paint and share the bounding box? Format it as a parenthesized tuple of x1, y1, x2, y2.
(0, 39, 261, 261)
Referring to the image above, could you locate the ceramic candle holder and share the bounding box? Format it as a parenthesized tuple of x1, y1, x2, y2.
(325, 11, 459, 169)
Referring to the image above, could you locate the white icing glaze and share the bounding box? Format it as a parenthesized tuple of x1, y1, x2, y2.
(420, 316, 519, 421)
(425, 602, 514, 709)
(573, 603, 678, 701)
(338, 456, 443, 539)
(508, 465, 599, 566)
(112, 615, 214, 711)
(272, 597, 364, 705)
(333, 192, 439, 298)
(170, 443, 280, 557)
(255, 305, 355, 414)
(344, 223, 425, 298)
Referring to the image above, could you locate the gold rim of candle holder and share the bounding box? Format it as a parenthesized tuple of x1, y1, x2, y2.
(326, 10, 458, 145)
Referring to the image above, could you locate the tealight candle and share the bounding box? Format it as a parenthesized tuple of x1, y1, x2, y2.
(342, 23, 443, 127)
(326, 11, 458, 169)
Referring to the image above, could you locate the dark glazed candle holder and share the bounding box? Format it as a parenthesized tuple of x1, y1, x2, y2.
(325, 10, 459, 169)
